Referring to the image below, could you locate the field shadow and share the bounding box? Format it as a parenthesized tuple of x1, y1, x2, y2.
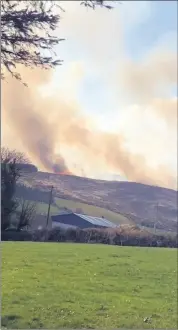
(28, 318, 44, 328)
(1, 314, 21, 327)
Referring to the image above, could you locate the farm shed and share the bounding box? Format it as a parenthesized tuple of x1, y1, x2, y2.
(51, 213, 118, 229)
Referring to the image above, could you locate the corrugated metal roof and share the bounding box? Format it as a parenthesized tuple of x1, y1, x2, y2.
(74, 213, 118, 228)
(51, 213, 118, 228)
(52, 222, 78, 230)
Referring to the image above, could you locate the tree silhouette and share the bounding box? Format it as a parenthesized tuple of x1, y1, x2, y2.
(1, 148, 29, 230)
(1, 0, 114, 83)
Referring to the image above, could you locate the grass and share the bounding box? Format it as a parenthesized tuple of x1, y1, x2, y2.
(55, 197, 132, 225)
(35, 202, 59, 215)
(17, 201, 59, 216)
(2, 242, 177, 329)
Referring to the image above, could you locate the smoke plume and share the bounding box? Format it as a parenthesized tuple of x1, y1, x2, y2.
(2, 67, 69, 173)
(2, 65, 176, 189)
(117, 50, 177, 105)
(150, 98, 177, 129)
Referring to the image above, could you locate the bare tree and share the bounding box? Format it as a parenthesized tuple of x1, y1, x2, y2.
(17, 199, 37, 231)
(1, 0, 115, 83)
(1, 147, 29, 165)
(81, 1, 115, 10)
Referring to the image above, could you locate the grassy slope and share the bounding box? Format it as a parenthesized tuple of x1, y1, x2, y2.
(16, 197, 132, 225)
(139, 225, 177, 237)
(2, 243, 177, 329)
(17, 202, 59, 216)
(35, 202, 59, 215)
(55, 197, 132, 225)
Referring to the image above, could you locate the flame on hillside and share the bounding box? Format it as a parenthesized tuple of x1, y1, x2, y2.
(56, 170, 73, 176)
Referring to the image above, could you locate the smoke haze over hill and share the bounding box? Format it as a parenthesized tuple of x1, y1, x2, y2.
(1, 2, 177, 189)
(2, 65, 176, 189)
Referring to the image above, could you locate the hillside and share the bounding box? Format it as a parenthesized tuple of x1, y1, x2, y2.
(18, 171, 177, 232)
(54, 198, 132, 225)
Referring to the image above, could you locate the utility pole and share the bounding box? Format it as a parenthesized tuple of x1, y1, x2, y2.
(154, 203, 159, 234)
(46, 185, 54, 228)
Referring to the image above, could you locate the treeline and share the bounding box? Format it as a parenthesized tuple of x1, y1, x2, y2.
(2, 226, 177, 248)
(16, 163, 38, 173)
(15, 184, 54, 204)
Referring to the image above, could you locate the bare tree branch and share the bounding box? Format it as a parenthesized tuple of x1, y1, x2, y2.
(1, 147, 29, 165)
(17, 199, 37, 231)
(80, 0, 116, 10)
(1, 1, 64, 83)
(1, 0, 115, 84)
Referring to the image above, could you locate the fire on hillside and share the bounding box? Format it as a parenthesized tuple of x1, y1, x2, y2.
(55, 171, 73, 176)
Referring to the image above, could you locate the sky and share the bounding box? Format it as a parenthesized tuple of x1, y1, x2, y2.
(2, 0, 177, 187)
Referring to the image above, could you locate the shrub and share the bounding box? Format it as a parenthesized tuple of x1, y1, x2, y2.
(48, 228, 66, 242)
(2, 225, 177, 247)
(32, 228, 49, 242)
(1, 230, 32, 241)
(65, 227, 82, 242)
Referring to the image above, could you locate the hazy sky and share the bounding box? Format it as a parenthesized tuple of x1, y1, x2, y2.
(2, 1, 177, 186)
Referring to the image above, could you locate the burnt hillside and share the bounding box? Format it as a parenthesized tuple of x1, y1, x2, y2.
(18, 171, 177, 232)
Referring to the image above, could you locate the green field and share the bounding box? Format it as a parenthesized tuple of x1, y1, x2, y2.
(2, 243, 177, 329)
(17, 197, 132, 225)
(17, 201, 59, 215)
(55, 197, 132, 225)
(36, 202, 59, 215)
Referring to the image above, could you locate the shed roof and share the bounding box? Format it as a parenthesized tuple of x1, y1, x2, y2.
(74, 213, 118, 228)
(52, 212, 118, 228)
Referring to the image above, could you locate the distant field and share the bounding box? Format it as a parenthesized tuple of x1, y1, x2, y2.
(17, 197, 132, 225)
(17, 202, 59, 215)
(55, 197, 132, 225)
(2, 243, 177, 329)
(36, 202, 59, 215)
(139, 225, 177, 237)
